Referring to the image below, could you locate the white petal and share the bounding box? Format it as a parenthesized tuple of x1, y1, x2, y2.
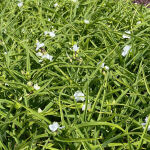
(59, 126, 65, 129)
(148, 125, 150, 131)
(97, 61, 105, 68)
(19, 97, 22, 101)
(48, 18, 51, 21)
(54, 3, 59, 7)
(18, 2, 23, 7)
(82, 104, 91, 111)
(141, 123, 146, 126)
(145, 117, 148, 123)
(36, 41, 44, 51)
(38, 108, 42, 113)
(73, 44, 79, 51)
(122, 45, 131, 57)
(4, 52, 7, 55)
(105, 66, 109, 70)
(36, 52, 43, 57)
(49, 31, 55, 37)
(42, 54, 53, 61)
(84, 19, 90, 24)
(101, 63, 105, 68)
(44, 31, 49, 35)
(49, 122, 59, 132)
(74, 91, 85, 102)
(122, 31, 131, 39)
(47, 54, 53, 61)
(34, 84, 40, 90)
(137, 21, 141, 25)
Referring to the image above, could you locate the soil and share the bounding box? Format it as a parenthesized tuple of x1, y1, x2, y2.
(133, 0, 150, 7)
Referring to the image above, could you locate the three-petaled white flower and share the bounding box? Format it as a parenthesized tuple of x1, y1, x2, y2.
(49, 122, 65, 132)
(34, 84, 40, 90)
(122, 31, 131, 39)
(122, 45, 131, 57)
(72, 44, 79, 51)
(17, 0, 23, 7)
(141, 117, 150, 131)
(74, 91, 85, 102)
(36, 41, 44, 51)
(84, 19, 90, 24)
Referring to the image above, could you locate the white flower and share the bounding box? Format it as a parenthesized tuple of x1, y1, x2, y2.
(73, 44, 79, 51)
(38, 108, 42, 113)
(84, 19, 90, 24)
(82, 103, 91, 111)
(122, 31, 131, 39)
(42, 54, 53, 61)
(49, 31, 55, 38)
(36, 52, 43, 57)
(74, 91, 85, 102)
(17, 1, 23, 7)
(34, 84, 40, 90)
(4, 52, 7, 55)
(49, 122, 65, 132)
(105, 66, 109, 70)
(122, 45, 131, 57)
(48, 18, 51, 21)
(101, 63, 105, 68)
(54, 3, 59, 7)
(36, 41, 44, 51)
(137, 21, 141, 25)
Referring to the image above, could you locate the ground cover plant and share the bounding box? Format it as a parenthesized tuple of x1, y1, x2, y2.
(0, 0, 150, 149)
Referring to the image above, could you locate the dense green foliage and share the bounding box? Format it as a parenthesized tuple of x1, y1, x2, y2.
(0, 0, 150, 149)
